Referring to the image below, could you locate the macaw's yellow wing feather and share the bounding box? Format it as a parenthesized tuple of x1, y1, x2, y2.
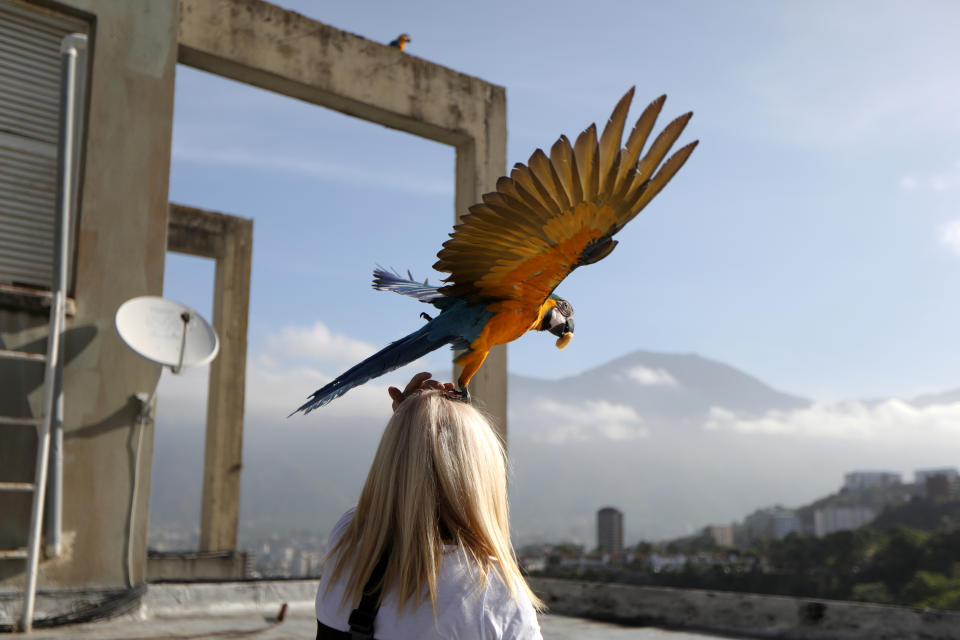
(433, 88, 698, 309)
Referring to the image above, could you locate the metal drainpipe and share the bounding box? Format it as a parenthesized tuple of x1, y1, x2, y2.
(46, 32, 86, 559)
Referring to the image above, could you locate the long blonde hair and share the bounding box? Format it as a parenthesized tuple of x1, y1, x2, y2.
(324, 390, 543, 613)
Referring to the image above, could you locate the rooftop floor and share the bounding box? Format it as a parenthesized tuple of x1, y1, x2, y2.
(13, 581, 731, 639)
(25, 610, 728, 639)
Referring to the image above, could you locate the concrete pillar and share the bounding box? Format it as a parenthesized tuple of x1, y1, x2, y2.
(200, 216, 252, 551)
(453, 132, 508, 442)
(166, 204, 252, 552)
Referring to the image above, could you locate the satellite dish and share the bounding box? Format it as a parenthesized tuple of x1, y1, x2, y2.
(115, 296, 219, 373)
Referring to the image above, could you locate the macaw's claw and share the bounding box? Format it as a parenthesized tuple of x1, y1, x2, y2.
(420, 312, 433, 322)
(444, 386, 471, 404)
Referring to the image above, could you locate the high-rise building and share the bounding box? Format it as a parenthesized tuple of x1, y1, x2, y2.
(743, 507, 802, 542)
(703, 524, 734, 547)
(925, 474, 955, 500)
(915, 467, 959, 485)
(241, 551, 258, 578)
(813, 506, 876, 537)
(597, 507, 624, 554)
(843, 471, 901, 491)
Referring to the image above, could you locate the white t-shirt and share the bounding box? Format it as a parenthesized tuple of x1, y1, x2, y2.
(315, 508, 542, 640)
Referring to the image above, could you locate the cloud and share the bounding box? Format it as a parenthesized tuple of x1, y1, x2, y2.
(941, 219, 960, 255)
(526, 397, 649, 444)
(623, 365, 678, 387)
(704, 399, 960, 443)
(264, 321, 376, 367)
(156, 321, 450, 429)
(901, 161, 960, 192)
(155, 354, 393, 428)
(248, 355, 406, 424)
(172, 146, 453, 197)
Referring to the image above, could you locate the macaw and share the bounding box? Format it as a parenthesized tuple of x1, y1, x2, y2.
(389, 33, 411, 51)
(294, 87, 697, 414)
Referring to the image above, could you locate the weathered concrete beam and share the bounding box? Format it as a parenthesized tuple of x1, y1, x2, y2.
(177, 0, 504, 147)
(167, 203, 229, 258)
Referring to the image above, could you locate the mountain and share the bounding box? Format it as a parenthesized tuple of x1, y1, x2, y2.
(148, 349, 960, 549)
(511, 350, 809, 426)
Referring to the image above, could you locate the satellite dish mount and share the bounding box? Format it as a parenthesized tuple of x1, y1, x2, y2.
(173, 310, 191, 374)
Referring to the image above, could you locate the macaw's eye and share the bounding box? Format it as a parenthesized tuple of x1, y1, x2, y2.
(555, 300, 573, 317)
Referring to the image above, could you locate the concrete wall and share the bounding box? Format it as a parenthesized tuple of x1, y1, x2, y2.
(529, 577, 960, 640)
(0, 0, 178, 589)
(1, 0, 507, 599)
(146, 552, 244, 582)
(139, 580, 318, 620)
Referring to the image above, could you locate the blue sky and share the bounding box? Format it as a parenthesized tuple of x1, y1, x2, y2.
(164, 0, 960, 402)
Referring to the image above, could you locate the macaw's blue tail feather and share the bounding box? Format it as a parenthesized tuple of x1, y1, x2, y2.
(292, 323, 452, 415)
(372, 267, 454, 309)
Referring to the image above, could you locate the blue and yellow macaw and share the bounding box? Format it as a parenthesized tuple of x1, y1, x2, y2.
(388, 33, 411, 51)
(294, 88, 697, 414)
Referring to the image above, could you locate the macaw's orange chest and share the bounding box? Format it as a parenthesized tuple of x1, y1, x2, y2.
(468, 300, 550, 353)
(453, 302, 542, 387)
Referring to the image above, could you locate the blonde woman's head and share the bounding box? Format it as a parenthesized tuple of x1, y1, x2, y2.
(327, 389, 541, 613)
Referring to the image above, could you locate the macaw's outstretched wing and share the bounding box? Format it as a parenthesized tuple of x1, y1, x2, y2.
(433, 88, 697, 310)
(372, 267, 455, 310)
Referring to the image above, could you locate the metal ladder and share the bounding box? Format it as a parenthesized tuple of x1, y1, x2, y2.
(0, 33, 86, 633)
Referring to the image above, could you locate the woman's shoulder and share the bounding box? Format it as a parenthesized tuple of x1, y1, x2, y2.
(478, 563, 543, 639)
(326, 507, 356, 548)
(424, 553, 541, 639)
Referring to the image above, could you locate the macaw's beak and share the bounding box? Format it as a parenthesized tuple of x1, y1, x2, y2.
(550, 318, 574, 349)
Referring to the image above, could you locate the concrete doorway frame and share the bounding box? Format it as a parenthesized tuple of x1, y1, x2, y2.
(173, 0, 508, 553)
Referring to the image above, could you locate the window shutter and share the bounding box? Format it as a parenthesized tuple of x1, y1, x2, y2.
(0, 1, 87, 289)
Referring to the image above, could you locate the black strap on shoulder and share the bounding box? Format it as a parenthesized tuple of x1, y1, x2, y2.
(347, 549, 390, 639)
(316, 620, 348, 640)
(317, 549, 390, 640)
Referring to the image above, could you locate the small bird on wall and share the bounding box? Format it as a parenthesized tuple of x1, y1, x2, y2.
(293, 87, 697, 414)
(389, 33, 411, 51)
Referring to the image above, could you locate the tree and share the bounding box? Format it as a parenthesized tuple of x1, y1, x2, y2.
(869, 528, 927, 595)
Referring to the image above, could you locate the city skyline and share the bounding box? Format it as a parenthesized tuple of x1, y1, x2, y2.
(154, 345, 960, 546)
